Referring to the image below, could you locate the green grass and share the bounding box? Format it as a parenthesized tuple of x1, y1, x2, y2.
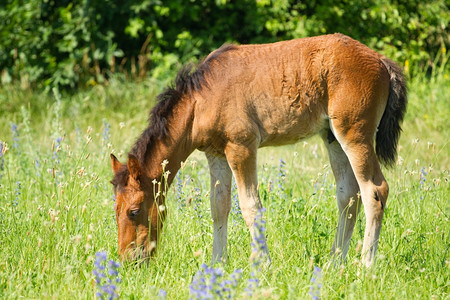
(0, 67, 448, 299)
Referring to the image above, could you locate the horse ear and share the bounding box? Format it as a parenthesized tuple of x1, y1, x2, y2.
(110, 154, 122, 174)
(127, 154, 142, 181)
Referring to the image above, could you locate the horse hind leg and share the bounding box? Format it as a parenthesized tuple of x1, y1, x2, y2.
(321, 129, 361, 263)
(330, 120, 389, 267)
(206, 153, 233, 264)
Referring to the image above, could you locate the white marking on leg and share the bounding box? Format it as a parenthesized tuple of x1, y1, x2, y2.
(207, 154, 232, 264)
(322, 131, 360, 263)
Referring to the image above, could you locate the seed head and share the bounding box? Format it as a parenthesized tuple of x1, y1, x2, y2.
(161, 159, 169, 169)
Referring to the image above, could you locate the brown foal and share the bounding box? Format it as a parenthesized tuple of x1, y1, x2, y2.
(110, 33, 407, 267)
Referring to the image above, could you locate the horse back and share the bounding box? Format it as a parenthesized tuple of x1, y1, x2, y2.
(193, 34, 390, 151)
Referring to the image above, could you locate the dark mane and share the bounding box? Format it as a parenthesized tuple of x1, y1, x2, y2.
(128, 44, 238, 163)
(112, 44, 237, 189)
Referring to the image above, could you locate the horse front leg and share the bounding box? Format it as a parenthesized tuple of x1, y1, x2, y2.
(225, 142, 270, 265)
(206, 153, 232, 264)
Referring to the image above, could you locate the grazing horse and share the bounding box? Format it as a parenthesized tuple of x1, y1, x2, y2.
(110, 33, 407, 267)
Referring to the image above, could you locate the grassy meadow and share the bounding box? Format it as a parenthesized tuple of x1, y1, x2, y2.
(0, 63, 449, 299)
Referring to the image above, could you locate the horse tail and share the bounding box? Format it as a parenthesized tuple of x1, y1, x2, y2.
(376, 57, 408, 167)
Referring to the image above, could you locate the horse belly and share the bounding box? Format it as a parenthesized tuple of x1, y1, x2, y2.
(257, 98, 328, 147)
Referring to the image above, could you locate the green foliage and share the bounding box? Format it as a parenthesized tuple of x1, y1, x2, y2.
(1, 0, 449, 88)
(0, 0, 119, 88)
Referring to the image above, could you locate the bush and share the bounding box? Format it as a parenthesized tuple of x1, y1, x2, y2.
(1, 0, 448, 88)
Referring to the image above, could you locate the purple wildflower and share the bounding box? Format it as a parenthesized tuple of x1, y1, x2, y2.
(309, 266, 322, 300)
(102, 120, 111, 146)
(246, 208, 269, 296)
(419, 167, 429, 199)
(189, 263, 242, 299)
(277, 159, 287, 199)
(231, 182, 242, 222)
(107, 260, 120, 276)
(53, 137, 62, 163)
(11, 123, 19, 150)
(251, 208, 268, 255)
(192, 188, 204, 221)
(14, 181, 21, 206)
(278, 159, 286, 181)
(245, 270, 260, 296)
(93, 251, 121, 299)
(158, 289, 167, 299)
(419, 167, 427, 187)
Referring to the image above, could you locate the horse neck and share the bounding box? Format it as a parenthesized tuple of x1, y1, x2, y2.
(142, 97, 196, 186)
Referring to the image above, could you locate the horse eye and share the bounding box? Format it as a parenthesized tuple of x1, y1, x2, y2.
(129, 209, 141, 218)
